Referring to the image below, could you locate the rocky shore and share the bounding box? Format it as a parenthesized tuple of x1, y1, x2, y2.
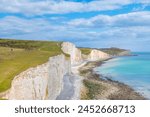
(79, 60, 146, 100)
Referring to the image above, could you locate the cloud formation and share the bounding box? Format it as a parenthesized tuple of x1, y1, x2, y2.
(0, 10, 150, 51)
(0, 0, 149, 15)
(68, 11, 150, 28)
(0, 0, 150, 51)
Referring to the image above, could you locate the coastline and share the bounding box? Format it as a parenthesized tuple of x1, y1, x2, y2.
(79, 59, 146, 100)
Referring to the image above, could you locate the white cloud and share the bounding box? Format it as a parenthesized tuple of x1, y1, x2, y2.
(0, 0, 149, 15)
(0, 16, 66, 37)
(68, 11, 150, 27)
(0, 11, 150, 51)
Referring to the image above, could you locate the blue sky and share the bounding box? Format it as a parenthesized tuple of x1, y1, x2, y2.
(0, 0, 150, 51)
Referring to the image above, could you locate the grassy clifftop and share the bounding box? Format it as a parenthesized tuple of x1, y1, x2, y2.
(79, 47, 92, 55)
(0, 39, 62, 52)
(0, 39, 63, 92)
(99, 47, 129, 56)
(79, 47, 129, 56)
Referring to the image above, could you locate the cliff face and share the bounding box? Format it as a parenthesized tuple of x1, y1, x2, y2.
(61, 42, 83, 65)
(61, 42, 110, 63)
(1, 42, 111, 100)
(3, 54, 71, 100)
(88, 49, 110, 61)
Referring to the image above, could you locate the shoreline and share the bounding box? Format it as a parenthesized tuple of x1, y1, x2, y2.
(79, 59, 146, 100)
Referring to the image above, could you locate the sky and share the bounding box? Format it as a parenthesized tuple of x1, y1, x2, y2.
(0, 0, 150, 51)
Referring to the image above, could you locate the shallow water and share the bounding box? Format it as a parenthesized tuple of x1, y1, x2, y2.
(96, 52, 150, 99)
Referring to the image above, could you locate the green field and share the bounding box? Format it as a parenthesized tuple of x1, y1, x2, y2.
(0, 39, 64, 92)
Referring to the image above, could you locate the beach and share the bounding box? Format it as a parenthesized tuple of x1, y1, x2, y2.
(79, 60, 146, 100)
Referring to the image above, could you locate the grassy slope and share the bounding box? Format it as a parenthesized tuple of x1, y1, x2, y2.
(99, 47, 127, 56)
(79, 48, 92, 55)
(0, 39, 63, 92)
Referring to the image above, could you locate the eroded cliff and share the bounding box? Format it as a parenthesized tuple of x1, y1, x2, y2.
(2, 54, 71, 100)
(61, 42, 83, 65)
(88, 49, 110, 61)
(1, 42, 111, 100)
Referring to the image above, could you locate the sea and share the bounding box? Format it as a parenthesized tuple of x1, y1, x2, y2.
(95, 52, 150, 99)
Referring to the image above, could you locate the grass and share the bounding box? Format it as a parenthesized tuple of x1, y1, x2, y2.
(79, 47, 92, 55)
(0, 39, 66, 93)
(99, 47, 127, 56)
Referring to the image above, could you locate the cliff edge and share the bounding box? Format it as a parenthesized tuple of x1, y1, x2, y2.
(2, 54, 71, 100)
(0, 41, 111, 100)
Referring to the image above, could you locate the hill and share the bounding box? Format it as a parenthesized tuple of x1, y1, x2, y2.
(99, 47, 131, 56)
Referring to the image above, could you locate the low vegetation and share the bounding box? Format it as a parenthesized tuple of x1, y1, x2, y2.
(0, 39, 65, 93)
(82, 79, 102, 99)
(79, 61, 106, 100)
(79, 47, 92, 55)
(99, 47, 127, 56)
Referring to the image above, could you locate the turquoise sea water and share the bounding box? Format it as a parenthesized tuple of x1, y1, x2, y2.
(96, 52, 150, 99)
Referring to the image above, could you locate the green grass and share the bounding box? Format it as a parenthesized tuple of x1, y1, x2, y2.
(0, 39, 65, 93)
(99, 47, 126, 56)
(79, 48, 92, 55)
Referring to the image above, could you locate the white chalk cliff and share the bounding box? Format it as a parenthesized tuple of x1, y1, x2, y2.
(1, 42, 110, 100)
(61, 42, 83, 65)
(3, 54, 71, 100)
(88, 49, 110, 61)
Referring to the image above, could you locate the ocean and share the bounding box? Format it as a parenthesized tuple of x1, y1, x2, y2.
(96, 52, 150, 99)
